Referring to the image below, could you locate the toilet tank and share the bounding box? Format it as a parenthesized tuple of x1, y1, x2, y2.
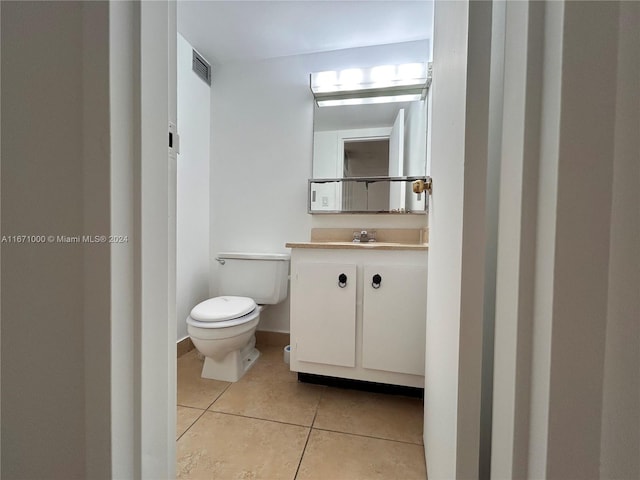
(216, 252, 290, 304)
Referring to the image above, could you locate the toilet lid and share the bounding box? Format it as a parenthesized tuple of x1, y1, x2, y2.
(190, 296, 257, 322)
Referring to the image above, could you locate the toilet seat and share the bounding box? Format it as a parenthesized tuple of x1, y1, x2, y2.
(186, 296, 260, 329)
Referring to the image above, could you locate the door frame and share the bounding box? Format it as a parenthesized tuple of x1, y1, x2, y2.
(425, 1, 494, 478)
(109, 1, 177, 477)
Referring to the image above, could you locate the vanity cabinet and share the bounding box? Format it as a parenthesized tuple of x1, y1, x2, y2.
(289, 247, 428, 388)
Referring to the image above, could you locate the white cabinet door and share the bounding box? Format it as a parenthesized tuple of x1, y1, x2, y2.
(292, 263, 357, 367)
(362, 264, 428, 375)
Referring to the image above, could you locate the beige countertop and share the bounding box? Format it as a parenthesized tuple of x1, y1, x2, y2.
(285, 241, 428, 251)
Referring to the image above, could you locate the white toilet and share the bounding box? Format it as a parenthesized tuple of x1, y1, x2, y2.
(186, 252, 290, 382)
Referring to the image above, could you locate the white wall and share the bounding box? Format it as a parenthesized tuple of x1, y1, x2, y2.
(209, 40, 429, 333)
(177, 34, 211, 341)
(600, 2, 640, 478)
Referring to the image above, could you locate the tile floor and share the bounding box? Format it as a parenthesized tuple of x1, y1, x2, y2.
(176, 345, 427, 479)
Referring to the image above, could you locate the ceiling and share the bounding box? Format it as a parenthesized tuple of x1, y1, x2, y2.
(177, 1, 433, 65)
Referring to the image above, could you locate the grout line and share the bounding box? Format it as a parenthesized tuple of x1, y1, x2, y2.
(310, 426, 424, 446)
(206, 409, 315, 429)
(175, 378, 233, 443)
(294, 409, 318, 479)
(309, 383, 326, 429)
(176, 404, 205, 410)
(205, 381, 233, 410)
(175, 381, 232, 412)
(305, 386, 423, 446)
(176, 403, 206, 410)
(176, 406, 209, 442)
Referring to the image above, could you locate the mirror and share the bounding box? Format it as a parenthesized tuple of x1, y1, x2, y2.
(310, 98, 428, 213)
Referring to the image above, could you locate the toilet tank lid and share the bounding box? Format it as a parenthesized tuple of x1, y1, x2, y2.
(217, 252, 290, 261)
(190, 296, 257, 322)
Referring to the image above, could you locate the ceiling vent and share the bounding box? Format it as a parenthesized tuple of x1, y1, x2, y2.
(192, 50, 211, 86)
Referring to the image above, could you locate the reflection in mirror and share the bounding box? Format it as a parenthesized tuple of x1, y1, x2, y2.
(344, 139, 389, 177)
(311, 99, 428, 213)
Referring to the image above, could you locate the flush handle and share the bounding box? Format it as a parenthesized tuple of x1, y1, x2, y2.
(372, 274, 382, 289)
(338, 273, 348, 288)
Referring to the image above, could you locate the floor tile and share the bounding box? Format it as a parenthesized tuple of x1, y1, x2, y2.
(297, 429, 427, 480)
(176, 406, 203, 440)
(177, 350, 230, 409)
(176, 411, 308, 479)
(242, 345, 297, 383)
(314, 388, 424, 444)
(209, 379, 324, 427)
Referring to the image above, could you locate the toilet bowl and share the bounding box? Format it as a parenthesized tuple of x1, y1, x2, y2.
(186, 252, 290, 382)
(186, 296, 262, 382)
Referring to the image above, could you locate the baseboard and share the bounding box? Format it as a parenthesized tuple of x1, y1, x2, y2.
(255, 330, 290, 349)
(177, 337, 195, 358)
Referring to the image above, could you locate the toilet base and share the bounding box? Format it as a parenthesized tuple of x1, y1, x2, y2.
(200, 335, 261, 382)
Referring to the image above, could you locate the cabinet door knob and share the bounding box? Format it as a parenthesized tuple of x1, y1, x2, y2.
(338, 273, 347, 288)
(372, 274, 382, 289)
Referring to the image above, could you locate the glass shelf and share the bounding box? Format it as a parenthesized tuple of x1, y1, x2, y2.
(308, 176, 429, 214)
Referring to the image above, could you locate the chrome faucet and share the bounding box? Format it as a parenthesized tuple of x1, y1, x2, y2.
(353, 230, 376, 243)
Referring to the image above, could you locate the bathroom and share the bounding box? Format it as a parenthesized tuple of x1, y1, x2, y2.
(1, 1, 636, 478)
(175, 1, 432, 477)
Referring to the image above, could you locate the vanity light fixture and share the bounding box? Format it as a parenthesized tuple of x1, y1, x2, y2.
(310, 62, 431, 107)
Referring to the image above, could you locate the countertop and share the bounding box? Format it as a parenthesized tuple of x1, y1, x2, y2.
(285, 241, 428, 251)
